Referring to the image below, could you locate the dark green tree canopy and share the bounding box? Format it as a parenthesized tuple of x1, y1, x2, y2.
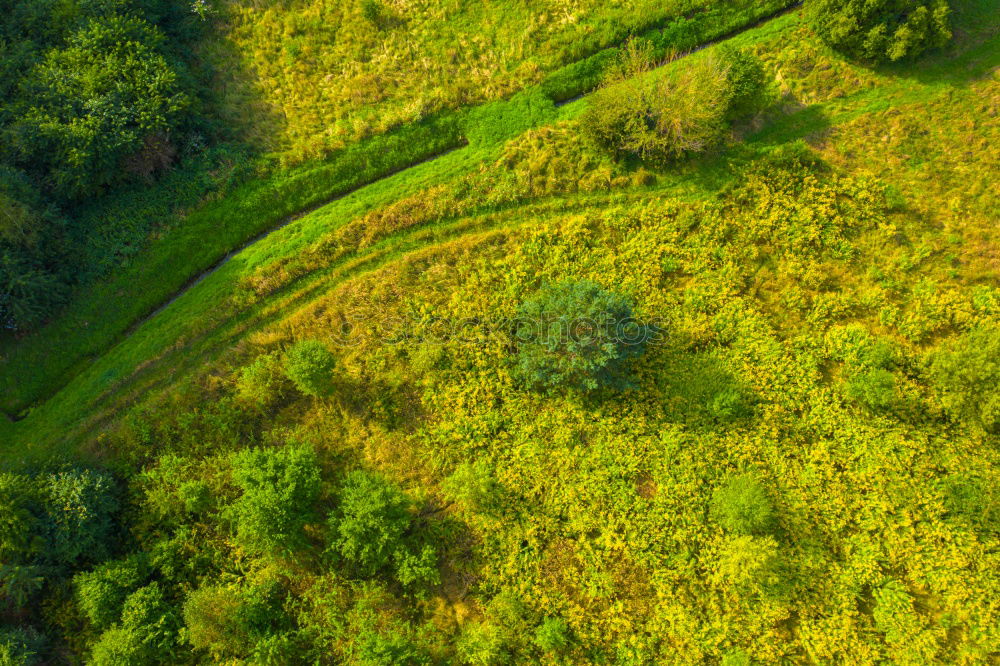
(513, 279, 649, 393)
(808, 0, 952, 62)
(0, 167, 68, 331)
(9, 16, 189, 200)
(40, 469, 119, 567)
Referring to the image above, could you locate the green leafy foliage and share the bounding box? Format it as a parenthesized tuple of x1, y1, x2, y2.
(844, 367, 898, 410)
(710, 474, 777, 536)
(721, 648, 753, 666)
(514, 280, 648, 393)
(441, 460, 503, 516)
(90, 583, 179, 665)
(354, 627, 429, 665)
(39, 469, 119, 567)
(181, 586, 245, 657)
(74, 554, 150, 630)
(236, 352, 289, 409)
(0, 474, 39, 563)
(2, 1, 999, 663)
(0, 0, 202, 335)
(0, 167, 68, 332)
(227, 445, 322, 555)
(533, 617, 572, 654)
(176, 480, 212, 515)
(283, 340, 338, 398)
(711, 535, 787, 597)
(8, 16, 189, 200)
(581, 55, 731, 164)
(942, 475, 999, 533)
(718, 45, 771, 121)
(927, 325, 1000, 433)
(581, 45, 770, 164)
(0, 626, 45, 666)
(329, 470, 413, 578)
(807, 0, 952, 62)
(455, 622, 507, 666)
(183, 581, 290, 660)
(0, 566, 45, 608)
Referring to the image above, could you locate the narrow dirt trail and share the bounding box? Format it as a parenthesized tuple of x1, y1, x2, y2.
(4, 3, 804, 424)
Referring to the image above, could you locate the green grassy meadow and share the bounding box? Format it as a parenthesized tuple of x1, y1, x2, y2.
(0, 0, 997, 663)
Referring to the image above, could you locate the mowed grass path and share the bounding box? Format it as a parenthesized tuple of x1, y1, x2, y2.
(4, 5, 998, 458)
(0, 0, 799, 419)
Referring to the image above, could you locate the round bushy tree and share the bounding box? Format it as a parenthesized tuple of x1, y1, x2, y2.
(10, 16, 190, 200)
(808, 0, 951, 62)
(513, 280, 649, 393)
(329, 470, 411, 577)
(283, 340, 337, 397)
(710, 474, 776, 536)
(717, 45, 770, 121)
(581, 56, 731, 164)
(227, 445, 322, 555)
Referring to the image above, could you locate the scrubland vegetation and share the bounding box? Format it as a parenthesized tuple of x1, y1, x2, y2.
(0, 0, 998, 663)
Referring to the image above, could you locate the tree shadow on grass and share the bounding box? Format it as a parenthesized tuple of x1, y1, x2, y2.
(743, 99, 833, 150)
(649, 345, 757, 431)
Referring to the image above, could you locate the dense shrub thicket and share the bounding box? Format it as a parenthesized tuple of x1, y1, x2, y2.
(807, 0, 952, 62)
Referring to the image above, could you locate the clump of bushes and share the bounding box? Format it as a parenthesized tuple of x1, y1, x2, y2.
(9, 15, 190, 201)
(183, 581, 291, 661)
(513, 280, 650, 393)
(928, 325, 1000, 433)
(74, 555, 151, 631)
(89, 583, 179, 665)
(40, 469, 120, 567)
(712, 534, 786, 597)
(942, 474, 999, 533)
(236, 352, 289, 409)
(328, 470, 438, 588)
(807, 0, 952, 62)
(283, 339, 337, 397)
(580, 46, 769, 164)
(826, 325, 900, 411)
(226, 445, 322, 555)
(710, 474, 776, 536)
